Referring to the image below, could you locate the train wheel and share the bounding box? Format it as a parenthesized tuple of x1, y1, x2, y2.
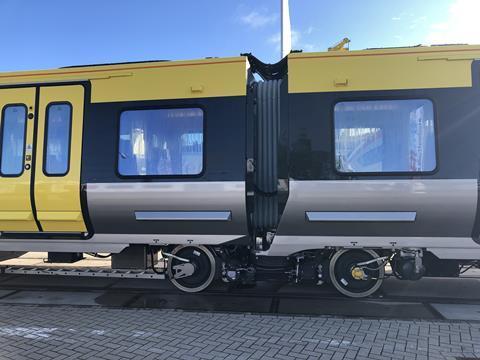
(167, 245, 216, 293)
(329, 249, 384, 298)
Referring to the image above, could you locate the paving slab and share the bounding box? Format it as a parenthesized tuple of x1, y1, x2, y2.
(0, 304, 479, 360)
(0, 290, 103, 306)
(431, 303, 480, 321)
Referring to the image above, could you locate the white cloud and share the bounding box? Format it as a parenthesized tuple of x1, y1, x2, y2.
(268, 29, 301, 51)
(268, 26, 324, 54)
(305, 26, 315, 35)
(303, 43, 320, 52)
(240, 11, 277, 28)
(392, 17, 401, 21)
(426, 0, 480, 45)
(291, 30, 301, 48)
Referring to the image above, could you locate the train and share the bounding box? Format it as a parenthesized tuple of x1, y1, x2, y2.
(1, 44, 480, 297)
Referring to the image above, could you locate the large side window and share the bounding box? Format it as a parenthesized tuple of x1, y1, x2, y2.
(334, 99, 436, 173)
(44, 103, 72, 176)
(118, 108, 204, 176)
(0, 105, 27, 176)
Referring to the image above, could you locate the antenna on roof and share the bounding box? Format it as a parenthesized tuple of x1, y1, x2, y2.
(281, 0, 292, 59)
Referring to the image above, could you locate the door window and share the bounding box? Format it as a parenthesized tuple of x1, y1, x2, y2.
(0, 105, 27, 176)
(44, 103, 72, 176)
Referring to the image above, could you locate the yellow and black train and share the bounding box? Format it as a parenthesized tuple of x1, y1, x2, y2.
(1, 44, 480, 297)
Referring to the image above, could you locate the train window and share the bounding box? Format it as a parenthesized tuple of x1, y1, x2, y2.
(0, 105, 27, 176)
(334, 99, 436, 173)
(44, 103, 72, 176)
(118, 108, 204, 176)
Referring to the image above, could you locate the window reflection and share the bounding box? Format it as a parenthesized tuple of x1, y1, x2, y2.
(334, 99, 436, 173)
(118, 108, 203, 176)
(45, 104, 72, 175)
(1, 105, 27, 176)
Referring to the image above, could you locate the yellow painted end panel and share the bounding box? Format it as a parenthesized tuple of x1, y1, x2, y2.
(0, 212, 33, 221)
(0, 88, 38, 232)
(288, 46, 480, 93)
(37, 211, 83, 221)
(34, 85, 87, 232)
(0, 57, 249, 102)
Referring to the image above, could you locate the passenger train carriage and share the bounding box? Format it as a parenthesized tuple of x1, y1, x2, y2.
(1, 44, 480, 297)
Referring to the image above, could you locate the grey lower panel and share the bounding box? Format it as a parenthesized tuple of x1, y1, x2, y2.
(135, 211, 232, 221)
(0, 233, 245, 253)
(87, 182, 247, 235)
(277, 179, 477, 237)
(261, 235, 480, 259)
(306, 211, 417, 222)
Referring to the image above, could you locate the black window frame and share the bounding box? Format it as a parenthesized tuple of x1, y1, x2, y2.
(332, 97, 439, 176)
(43, 101, 73, 177)
(116, 106, 206, 179)
(0, 103, 28, 177)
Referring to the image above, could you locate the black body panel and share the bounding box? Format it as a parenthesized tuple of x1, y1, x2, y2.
(288, 86, 480, 181)
(81, 96, 247, 183)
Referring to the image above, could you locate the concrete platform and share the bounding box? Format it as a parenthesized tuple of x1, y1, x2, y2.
(431, 303, 480, 321)
(0, 290, 101, 306)
(382, 276, 480, 300)
(277, 298, 438, 319)
(131, 293, 274, 313)
(0, 289, 16, 299)
(0, 274, 117, 289)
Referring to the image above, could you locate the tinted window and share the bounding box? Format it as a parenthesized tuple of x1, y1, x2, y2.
(44, 103, 72, 175)
(1, 105, 27, 176)
(118, 108, 203, 176)
(334, 99, 436, 173)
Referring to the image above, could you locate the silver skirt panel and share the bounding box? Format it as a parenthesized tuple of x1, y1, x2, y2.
(0, 234, 479, 259)
(86, 182, 247, 236)
(260, 236, 480, 259)
(276, 179, 477, 237)
(0, 234, 245, 253)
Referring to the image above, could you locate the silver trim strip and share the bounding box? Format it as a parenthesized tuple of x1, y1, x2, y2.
(306, 211, 417, 222)
(135, 211, 232, 221)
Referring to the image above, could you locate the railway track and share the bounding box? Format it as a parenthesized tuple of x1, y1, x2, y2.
(1, 272, 480, 319)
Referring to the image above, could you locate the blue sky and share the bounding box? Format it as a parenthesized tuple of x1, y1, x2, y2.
(0, 0, 478, 72)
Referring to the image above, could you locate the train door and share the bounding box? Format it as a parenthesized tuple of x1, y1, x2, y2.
(0, 85, 87, 236)
(0, 88, 38, 232)
(34, 85, 87, 233)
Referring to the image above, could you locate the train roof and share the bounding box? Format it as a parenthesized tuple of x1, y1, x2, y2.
(1, 44, 480, 100)
(288, 44, 480, 93)
(0, 56, 250, 102)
